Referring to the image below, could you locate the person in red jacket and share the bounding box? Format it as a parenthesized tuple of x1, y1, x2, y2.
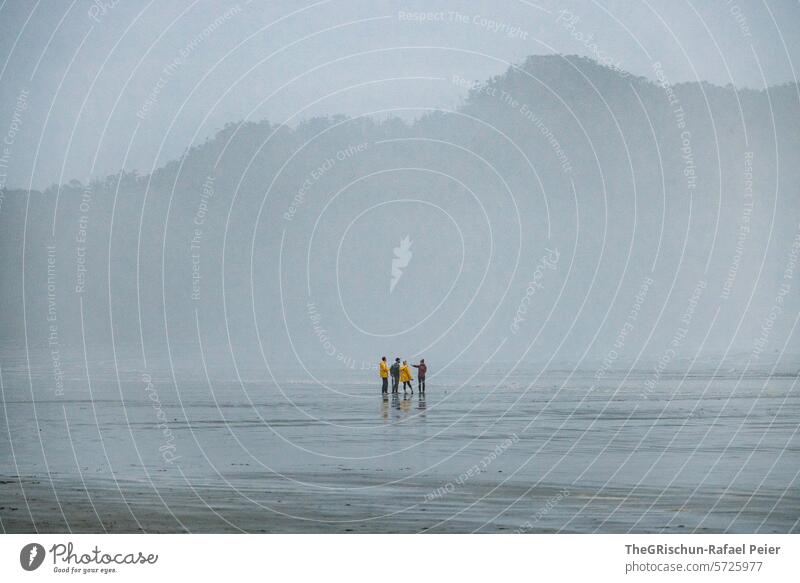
(412, 359, 427, 393)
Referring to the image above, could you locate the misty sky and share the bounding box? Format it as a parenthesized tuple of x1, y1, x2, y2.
(0, 0, 798, 190)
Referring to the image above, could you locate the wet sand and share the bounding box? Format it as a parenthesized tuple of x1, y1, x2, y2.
(2, 365, 798, 533)
(1, 472, 797, 533)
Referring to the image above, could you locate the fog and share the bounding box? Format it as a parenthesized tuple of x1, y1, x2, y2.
(0, 1, 799, 380)
(2, 0, 799, 190)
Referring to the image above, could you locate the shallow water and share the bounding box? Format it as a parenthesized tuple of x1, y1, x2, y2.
(1, 358, 798, 532)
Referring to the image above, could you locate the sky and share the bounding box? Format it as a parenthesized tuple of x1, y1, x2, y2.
(0, 0, 798, 190)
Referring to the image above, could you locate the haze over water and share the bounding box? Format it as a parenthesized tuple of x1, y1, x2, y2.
(1, 1, 799, 533)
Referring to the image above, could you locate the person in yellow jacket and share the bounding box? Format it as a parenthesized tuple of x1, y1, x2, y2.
(399, 360, 414, 394)
(379, 356, 389, 394)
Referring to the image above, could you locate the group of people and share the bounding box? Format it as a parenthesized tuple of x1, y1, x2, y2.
(379, 356, 427, 394)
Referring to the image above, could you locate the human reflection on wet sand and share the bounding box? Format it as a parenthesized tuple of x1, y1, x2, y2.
(382, 393, 426, 420)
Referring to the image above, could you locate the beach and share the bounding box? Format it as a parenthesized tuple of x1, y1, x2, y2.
(2, 360, 798, 533)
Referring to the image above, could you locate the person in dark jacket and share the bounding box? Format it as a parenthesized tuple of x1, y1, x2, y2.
(390, 358, 401, 393)
(412, 359, 427, 393)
